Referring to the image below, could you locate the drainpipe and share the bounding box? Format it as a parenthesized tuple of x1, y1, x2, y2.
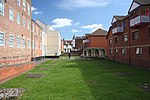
(128, 17, 131, 65)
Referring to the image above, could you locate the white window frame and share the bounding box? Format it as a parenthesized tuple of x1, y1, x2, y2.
(0, 1, 4, 16)
(23, 0, 26, 12)
(135, 47, 142, 55)
(17, 13, 20, 25)
(9, 34, 14, 47)
(115, 48, 118, 54)
(27, 39, 30, 48)
(123, 34, 128, 42)
(9, 8, 14, 21)
(22, 38, 26, 48)
(22, 17, 26, 27)
(122, 48, 126, 54)
(27, 3, 30, 15)
(27, 20, 30, 30)
(17, 36, 21, 48)
(0, 32, 5, 46)
(17, 0, 20, 7)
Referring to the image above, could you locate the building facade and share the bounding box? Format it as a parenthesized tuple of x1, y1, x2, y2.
(63, 40, 73, 53)
(107, 0, 150, 68)
(83, 28, 108, 57)
(0, 0, 31, 67)
(31, 20, 42, 61)
(36, 20, 61, 57)
(72, 35, 84, 51)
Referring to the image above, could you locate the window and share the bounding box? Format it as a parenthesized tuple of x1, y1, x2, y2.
(17, 36, 20, 47)
(32, 24, 34, 32)
(17, 13, 20, 25)
(32, 40, 34, 49)
(109, 49, 112, 55)
(0, 32, 5, 46)
(27, 20, 30, 30)
(115, 48, 118, 54)
(23, 0, 26, 11)
(27, 3, 30, 15)
(135, 47, 142, 55)
(121, 48, 126, 54)
(132, 31, 139, 40)
(17, 0, 20, 7)
(115, 37, 118, 43)
(9, 8, 14, 21)
(22, 17, 26, 27)
(0, 1, 4, 16)
(109, 39, 112, 44)
(123, 34, 128, 42)
(9, 34, 13, 47)
(22, 38, 26, 48)
(27, 39, 30, 48)
(36, 27, 38, 34)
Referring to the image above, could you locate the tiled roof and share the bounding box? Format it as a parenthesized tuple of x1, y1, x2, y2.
(91, 28, 107, 36)
(134, 0, 150, 5)
(114, 16, 126, 21)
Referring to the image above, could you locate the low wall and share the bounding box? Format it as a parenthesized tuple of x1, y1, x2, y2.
(0, 62, 35, 83)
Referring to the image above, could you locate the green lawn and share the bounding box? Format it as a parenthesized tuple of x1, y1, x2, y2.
(0, 59, 150, 100)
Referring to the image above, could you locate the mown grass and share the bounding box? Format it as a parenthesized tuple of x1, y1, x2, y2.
(0, 59, 150, 100)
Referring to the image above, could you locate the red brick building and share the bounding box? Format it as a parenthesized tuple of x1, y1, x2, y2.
(31, 20, 42, 61)
(0, 0, 34, 82)
(72, 35, 84, 51)
(107, 0, 150, 68)
(83, 28, 108, 57)
(0, 0, 32, 66)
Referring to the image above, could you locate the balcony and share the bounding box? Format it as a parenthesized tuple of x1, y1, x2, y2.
(130, 15, 150, 27)
(112, 27, 124, 34)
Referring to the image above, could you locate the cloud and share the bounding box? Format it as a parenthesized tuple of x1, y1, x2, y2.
(74, 22, 80, 26)
(81, 24, 104, 32)
(33, 11, 43, 15)
(32, 6, 43, 15)
(52, 18, 73, 28)
(56, 0, 110, 10)
(71, 29, 81, 33)
(31, 6, 37, 11)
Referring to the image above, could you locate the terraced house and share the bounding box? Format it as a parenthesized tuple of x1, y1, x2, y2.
(107, 0, 150, 68)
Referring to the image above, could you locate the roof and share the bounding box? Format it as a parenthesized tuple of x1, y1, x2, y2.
(114, 16, 126, 21)
(134, 0, 150, 5)
(91, 28, 107, 36)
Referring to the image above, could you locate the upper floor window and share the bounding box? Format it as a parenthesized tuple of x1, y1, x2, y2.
(115, 37, 118, 43)
(0, 1, 4, 16)
(22, 17, 26, 27)
(36, 27, 39, 34)
(9, 34, 14, 47)
(109, 39, 112, 44)
(17, 13, 20, 25)
(27, 39, 30, 48)
(27, 20, 30, 30)
(115, 48, 118, 54)
(27, 3, 30, 15)
(17, 36, 20, 48)
(132, 31, 139, 40)
(22, 38, 26, 48)
(9, 8, 14, 21)
(123, 34, 128, 42)
(135, 47, 142, 55)
(0, 32, 5, 46)
(23, 0, 26, 12)
(32, 24, 34, 32)
(17, 0, 20, 7)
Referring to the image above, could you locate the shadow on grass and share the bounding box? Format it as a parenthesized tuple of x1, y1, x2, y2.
(61, 59, 150, 100)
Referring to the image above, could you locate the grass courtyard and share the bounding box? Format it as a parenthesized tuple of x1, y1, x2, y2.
(0, 58, 150, 100)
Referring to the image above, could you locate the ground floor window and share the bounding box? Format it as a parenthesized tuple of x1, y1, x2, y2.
(121, 48, 126, 54)
(0, 32, 5, 46)
(115, 48, 118, 54)
(109, 49, 112, 55)
(9, 34, 14, 47)
(135, 47, 142, 55)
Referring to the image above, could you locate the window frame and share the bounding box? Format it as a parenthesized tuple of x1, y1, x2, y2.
(123, 34, 128, 42)
(132, 30, 139, 40)
(17, 36, 21, 48)
(17, 13, 20, 25)
(9, 34, 14, 47)
(9, 8, 14, 21)
(0, 1, 4, 16)
(135, 47, 142, 55)
(0, 32, 5, 46)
